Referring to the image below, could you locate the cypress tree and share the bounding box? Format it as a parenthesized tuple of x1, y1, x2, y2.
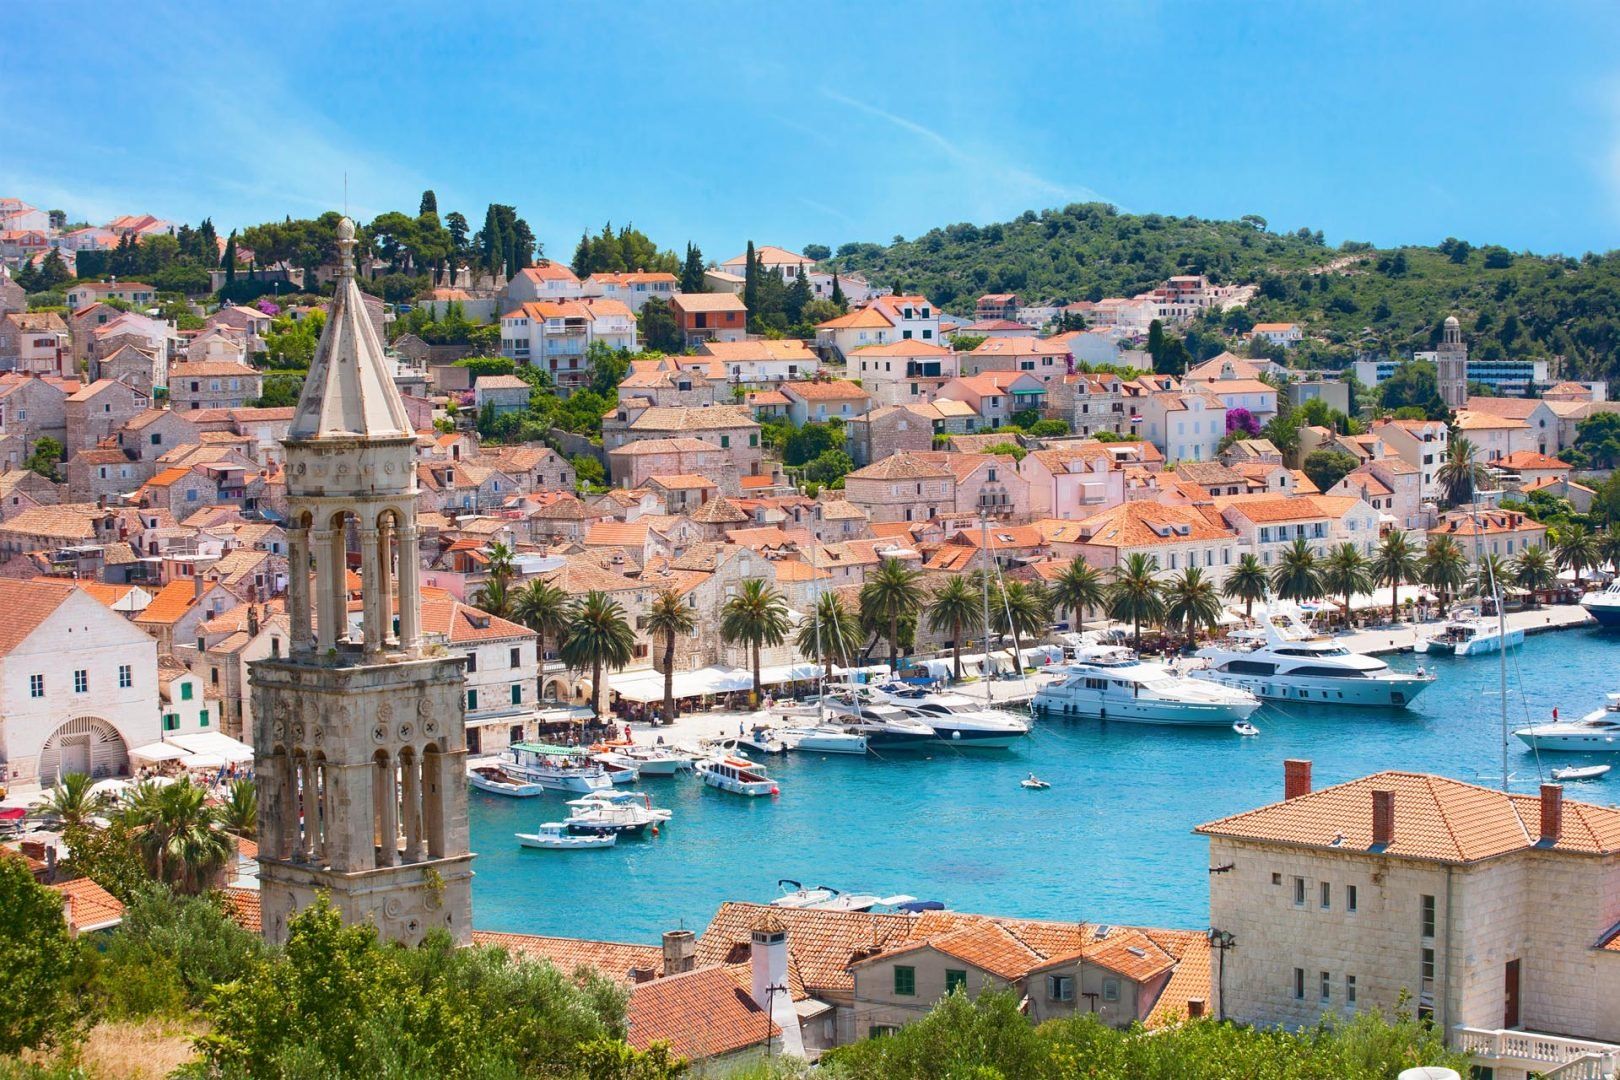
(419, 190, 437, 215)
(830, 273, 846, 309)
(222, 232, 238, 289)
(742, 240, 758, 322)
(681, 242, 705, 293)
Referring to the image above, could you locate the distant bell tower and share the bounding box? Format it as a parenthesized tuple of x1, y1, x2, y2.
(250, 217, 472, 947)
(1437, 314, 1467, 409)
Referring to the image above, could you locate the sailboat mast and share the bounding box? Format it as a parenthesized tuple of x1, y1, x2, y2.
(980, 515, 993, 707)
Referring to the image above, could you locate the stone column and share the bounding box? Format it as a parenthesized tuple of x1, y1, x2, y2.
(298, 755, 316, 860)
(378, 753, 398, 867)
(401, 754, 421, 862)
(260, 753, 285, 859)
(359, 527, 382, 657)
(312, 760, 328, 866)
(287, 526, 312, 655)
(328, 526, 350, 645)
(281, 756, 299, 860)
(311, 529, 335, 652)
(378, 518, 395, 647)
(396, 524, 422, 654)
(328, 761, 373, 874)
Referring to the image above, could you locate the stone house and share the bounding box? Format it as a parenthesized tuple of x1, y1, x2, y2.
(117, 409, 203, 465)
(1135, 388, 1227, 464)
(97, 343, 162, 395)
(476, 445, 575, 493)
(935, 372, 1047, 430)
(780, 379, 872, 427)
(178, 606, 289, 740)
(1199, 761, 1620, 1080)
(0, 373, 72, 454)
(0, 502, 121, 558)
(0, 311, 70, 375)
(0, 469, 62, 522)
(1019, 445, 1125, 520)
(472, 374, 531, 416)
(65, 378, 150, 455)
(67, 448, 147, 503)
(617, 363, 723, 408)
(1454, 410, 1534, 464)
(1058, 500, 1241, 582)
(846, 340, 958, 406)
(417, 597, 540, 757)
(1047, 372, 1127, 436)
(1427, 508, 1548, 564)
(845, 404, 941, 467)
(844, 453, 955, 525)
(694, 339, 821, 387)
(607, 437, 732, 492)
(1369, 417, 1449, 506)
(602, 405, 762, 485)
(167, 361, 263, 412)
(962, 336, 1073, 387)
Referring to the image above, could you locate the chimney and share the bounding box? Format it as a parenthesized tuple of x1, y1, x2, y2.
(628, 966, 657, 984)
(1540, 784, 1564, 846)
(1187, 998, 1205, 1020)
(661, 929, 695, 978)
(1371, 789, 1396, 848)
(62, 893, 76, 937)
(750, 912, 804, 1058)
(1284, 759, 1312, 801)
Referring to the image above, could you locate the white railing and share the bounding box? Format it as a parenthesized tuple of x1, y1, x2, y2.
(1455, 1025, 1619, 1076)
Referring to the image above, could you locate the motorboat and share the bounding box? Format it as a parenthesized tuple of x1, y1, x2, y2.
(563, 791, 672, 836)
(594, 757, 641, 786)
(516, 822, 617, 850)
(501, 742, 613, 793)
(1414, 608, 1524, 657)
(612, 744, 696, 776)
(1514, 696, 1620, 752)
(1552, 764, 1612, 782)
(1034, 646, 1260, 726)
(770, 880, 904, 912)
(1582, 580, 1620, 628)
(778, 724, 869, 755)
(824, 699, 940, 750)
(468, 765, 546, 797)
(772, 880, 838, 908)
(737, 725, 788, 755)
(866, 682, 1030, 749)
(1194, 611, 1436, 708)
(1233, 721, 1260, 737)
(697, 755, 779, 796)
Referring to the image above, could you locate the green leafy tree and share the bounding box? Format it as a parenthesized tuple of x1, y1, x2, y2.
(1270, 538, 1324, 602)
(860, 558, 925, 674)
(1302, 449, 1359, 494)
(1048, 557, 1106, 635)
(0, 853, 86, 1055)
(1106, 552, 1165, 647)
(926, 576, 981, 681)
(1377, 360, 1446, 418)
(24, 435, 63, 480)
(559, 591, 635, 717)
(1438, 435, 1489, 506)
(38, 772, 109, 831)
(719, 578, 791, 704)
(1222, 552, 1269, 620)
(217, 779, 257, 838)
(1372, 530, 1421, 621)
(1556, 522, 1600, 587)
(1422, 535, 1468, 609)
(1163, 566, 1223, 646)
(1472, 553, 1512, 600)
(644, 590, 696, 722)
(797, 592, 864, 682)
(1601, 529, 1620, 575)
(637, 297, 682, 354)
(1574, 411, 1620, 469)
(1322, 542, 1373, 628)
(121, 776, 234, 894)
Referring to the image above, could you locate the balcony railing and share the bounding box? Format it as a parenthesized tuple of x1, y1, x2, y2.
(1454, 1025, 1619, 1078)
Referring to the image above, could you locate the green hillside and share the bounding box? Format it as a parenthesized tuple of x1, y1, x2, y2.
(826, 203, 1620, 379)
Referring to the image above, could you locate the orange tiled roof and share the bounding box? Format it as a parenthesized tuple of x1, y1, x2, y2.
(135, 579, 202, 626)
(419, 598, 534, 643)
(470, 931, 662, 984)
(49, 877, 124, 931)
(781, 379, 870, 402)
(0, 579, 79, 657)
(626, 964, 778, 1059)
(1497, 450, 1571, 471)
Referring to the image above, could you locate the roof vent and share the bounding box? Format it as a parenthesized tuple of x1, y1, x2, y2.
(1094, 924, 1112, 939)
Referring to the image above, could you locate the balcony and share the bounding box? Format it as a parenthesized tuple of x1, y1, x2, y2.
(1454, 1026, 1619, 1079)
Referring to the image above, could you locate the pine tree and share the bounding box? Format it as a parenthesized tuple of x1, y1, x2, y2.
(785, 264, 812, 324)
(681, 242, 705, 293)
(742, 240, 758, 321)
(419, 190, 437, 215)
(572, 232, 592, 278)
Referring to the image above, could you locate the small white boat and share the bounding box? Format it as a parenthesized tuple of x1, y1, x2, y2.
(516, 822, 617, 850)
(697, 755, 778, 796)
(502, 743, 612, 793)
(1233, 721, 1260, 737)
(1552, 764, 1612, 782)
(737, 726, 788, 755)
(1415, 609, 1525, 656)
(468, 765, 546, 798)
(778, 724, 869, 755)
(1037, 645, 1261, 726)
(769, 880, 894, 912)
(614, 745, 696, 776)
(564, 791, 672, 836)
(593, 756, 641, 786)
(1020, 776, 1051, 790)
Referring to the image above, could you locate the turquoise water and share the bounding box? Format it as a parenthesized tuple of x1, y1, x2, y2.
(469, 625, 1618, 940)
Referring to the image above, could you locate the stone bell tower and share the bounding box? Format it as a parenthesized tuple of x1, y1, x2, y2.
(250, 217, 472, 947)
(1436, 314, 1468, 409)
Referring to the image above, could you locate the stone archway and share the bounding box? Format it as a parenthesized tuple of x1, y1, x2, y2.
(541, 675, 575, 704)
(37, 716, 129, 786)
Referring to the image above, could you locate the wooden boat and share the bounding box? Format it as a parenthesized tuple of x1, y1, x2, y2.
(516, 822, 617, 850)
(468, 766, 545, 797)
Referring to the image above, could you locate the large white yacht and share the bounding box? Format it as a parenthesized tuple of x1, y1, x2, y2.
(1581, 581, 1620, 629)
(824, 698, 941, 750)
(501, 742, 613, 793)
(866, 681, 1031, 748)
(1194, 612, 1436, 708)
(1414, 608, 1524, 657)
(1034, 646, 1260, 726)
(1514, 695, 1620, 752)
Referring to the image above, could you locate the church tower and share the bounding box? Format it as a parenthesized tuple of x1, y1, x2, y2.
(1436, 314, 1468, 409)
(250, 217, 472, 947)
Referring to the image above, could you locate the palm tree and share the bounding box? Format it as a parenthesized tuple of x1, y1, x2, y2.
(1421, 536, 1468, 610)
(217, 779, 258, 838)
(720, 579, 791, 704)
(1048, 557, 1106, 635)
(1600, 529, 1620, 577)
(38, 772, 108, 831)
(472, 575, 511, 619)
(1371, 530, 1420, 623)
(797, 593, 864, 682)
(122, 777, 233, 894)
(484, 540, 515, 586)
(1438, 435, 1489, 507)
(513, 580, 570, 668)
(1221, 553, 1268, 621)
(1556, 523, 1601, 589)
(859, 558, 923, 675)
(644, 590, 696, 722)
(1514, 545, 1556, 605)
(925, 576, 981, 681)
(993, 580, 1049, 672)
(1471, 553, 1512, 601)
(1106, 553, 1165, 648)
(1270, 538, 1323, 603)
(559, 590, 635, 717)
(1322, 543, 1373, 629)
(1163, 567, 1223, 647)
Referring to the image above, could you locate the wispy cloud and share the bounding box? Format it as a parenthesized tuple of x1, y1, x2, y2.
(818, 88, 1113, 207)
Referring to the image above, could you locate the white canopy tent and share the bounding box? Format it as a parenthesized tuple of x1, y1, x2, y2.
(130, 742, 191, 764)
(164, 732, 255, 764)
(609, 662, 892, 703)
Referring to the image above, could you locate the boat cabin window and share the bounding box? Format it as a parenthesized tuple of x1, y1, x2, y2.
(1084, 677, 1107, 690)
(1288, 667, 1366, 678)
(1222, 660, 1276, 676)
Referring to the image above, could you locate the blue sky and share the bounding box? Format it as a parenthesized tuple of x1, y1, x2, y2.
(5, 3, 1620, 259)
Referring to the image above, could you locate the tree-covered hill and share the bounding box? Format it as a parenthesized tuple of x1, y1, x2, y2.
(825, 202, 1620, 379)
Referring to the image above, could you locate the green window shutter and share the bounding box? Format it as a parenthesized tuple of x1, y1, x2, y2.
(894, 966, 916, 996)
(945, 969, 967, 993)
(181, 683, 193, 700)
(199, 711, 209, 727)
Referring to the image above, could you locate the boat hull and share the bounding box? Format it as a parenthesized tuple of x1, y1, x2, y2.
(1191, 671, 1435, 709)
(1455, 629, 1525, 656)
(1033, 690, 1258, 726)
(1582, 601, 1620, 628)
(517, 833, 617, 850)
(1514, 730, 1620, 752)
(701, 773, 777, 796)
(926, 725, 1027, 749)
(468, 774, 546, 797)
(625, 758, 686, 776)
(503, 767, 613, 794)
(783, 733, 868, 754)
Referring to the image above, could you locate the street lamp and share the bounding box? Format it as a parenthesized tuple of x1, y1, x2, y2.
(1207, 928, 1236, 1021)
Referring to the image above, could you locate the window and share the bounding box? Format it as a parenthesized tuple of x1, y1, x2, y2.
(74, 669, 88, 693)
(466, 653, 478, 673)
(945, 969, 967, 994)
(1320, 882, 1331, 910)
(749, 433, 759, 447)
(30, 673, 43, 698)
(1320, 971, 1331, 1002)
(1101, 978, 1120, 1002)
(467, 689, 479, 710)
(510, 647, 521, 668)
(163, 712, 179, 732)
(1293, 877, 1306, 907)
(1047, 974, 1074, 1001)
(118, 664, 132, 689)
(511, 684, 522, 705)
(869, 1025, 899, 1038)
(1346, 975, 1357, 1004)
(1421, 895, 1436, 938)
(199, 710, 209, 727)
(1347, 884, 1358, 913)
(1421, 948, 1436, 983)
(1293, 968, 1305, 1000)
(181, 682, 193, 700)
(893, 966, 916, 996)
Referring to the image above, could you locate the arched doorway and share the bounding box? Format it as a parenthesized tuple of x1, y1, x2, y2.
(38, 717, 128, 785)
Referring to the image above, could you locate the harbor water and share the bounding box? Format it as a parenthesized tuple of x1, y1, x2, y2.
(468, 626, 1617, 941)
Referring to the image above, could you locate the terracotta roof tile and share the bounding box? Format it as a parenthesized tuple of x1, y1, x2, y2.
(626, 965, 777, 1059)
(0, 578, 79, 655)
(470, 931, 662, 984)
(49, 877, 125, 931)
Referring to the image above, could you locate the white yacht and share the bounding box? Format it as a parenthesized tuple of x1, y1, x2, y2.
(1515, 695, 1620, 752)
(1582, 580, 1620, 628)
(563, 791, 672, 836)
(1414, 608, 1524, 657)
(866, 682, 1030, 749)
(697, 754, 778, 796)
(1034, 646, 1260, 726)
(501, 742, 612, 793)
(778, 724, 869, 755)
(824, 699, 941, 750)
(1194, 612, 1437, 708)
(591, 741, 695, 777)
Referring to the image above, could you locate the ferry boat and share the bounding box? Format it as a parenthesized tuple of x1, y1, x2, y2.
(1514, 696, 1620, 752)
(1581, 580, 1620, 628)
(467, 765, 546, 797)
(777, 724, 869, 754)
(501, 742, 613, 793)
(1034, 646, 1260, 726)
(697, 754, 779, 796)
(516, 822, 617, 850)
(1193, 611, 1437, 708)
(866, 682, 1031, 748)
(1414, 609, 1525, 656)
(563, 791, 672, 836)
